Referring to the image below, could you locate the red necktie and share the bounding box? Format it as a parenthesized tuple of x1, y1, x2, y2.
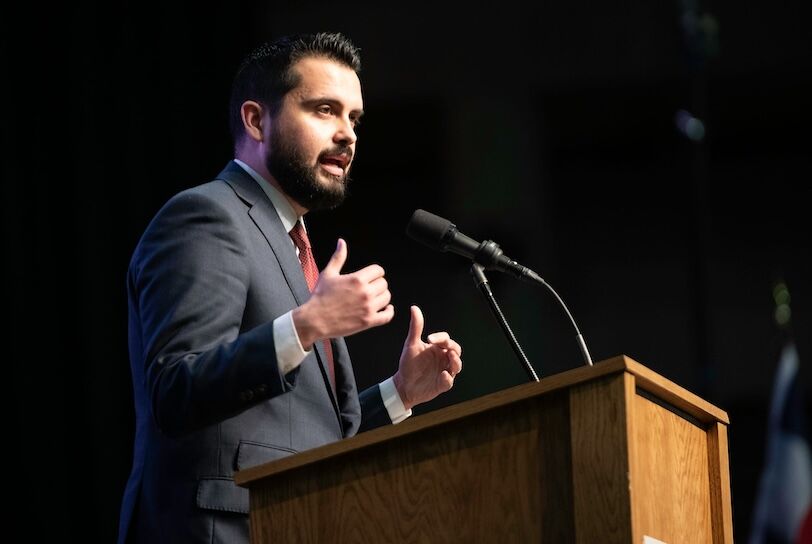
(289, 220, 336, 392)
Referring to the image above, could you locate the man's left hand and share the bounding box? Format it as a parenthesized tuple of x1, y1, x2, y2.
(392, 305, 463, 411)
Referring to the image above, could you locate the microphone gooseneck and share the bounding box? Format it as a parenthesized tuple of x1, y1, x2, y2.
(532, 275, 593, 366)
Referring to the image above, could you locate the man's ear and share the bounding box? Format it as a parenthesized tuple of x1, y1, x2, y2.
(240, 100, 266, 143)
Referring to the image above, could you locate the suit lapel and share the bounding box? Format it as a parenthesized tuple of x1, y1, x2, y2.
(216, 161, 342, 418)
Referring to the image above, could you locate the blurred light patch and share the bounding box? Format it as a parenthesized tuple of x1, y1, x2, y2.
(773, 281, 791, 306)
(775, 305, 792, 327)
(773, 281, 792, 327)
(675, 109, 706, 142)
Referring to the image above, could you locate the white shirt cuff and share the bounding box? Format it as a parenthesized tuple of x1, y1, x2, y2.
(273, 311, 310, 375)
(379, 376, 412, 424)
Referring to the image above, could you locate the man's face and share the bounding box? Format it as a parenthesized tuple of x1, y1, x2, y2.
(265, 57, 364, 211)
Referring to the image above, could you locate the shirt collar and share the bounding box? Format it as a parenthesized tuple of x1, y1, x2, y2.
(234, 158, 303, 234)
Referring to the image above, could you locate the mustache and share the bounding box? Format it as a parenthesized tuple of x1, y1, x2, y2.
(320, 145, 354, 161)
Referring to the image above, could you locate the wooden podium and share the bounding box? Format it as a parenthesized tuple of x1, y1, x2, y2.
(235, 356, 733, 543)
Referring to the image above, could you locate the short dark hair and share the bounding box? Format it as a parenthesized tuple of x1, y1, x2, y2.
(228, 32, 362, 148)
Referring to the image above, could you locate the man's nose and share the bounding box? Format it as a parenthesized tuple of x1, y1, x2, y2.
(333, 117, 357, 146)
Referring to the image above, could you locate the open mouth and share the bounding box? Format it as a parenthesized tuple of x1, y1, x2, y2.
(319, 153, 350, 177)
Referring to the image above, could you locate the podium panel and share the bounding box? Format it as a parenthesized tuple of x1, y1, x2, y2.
(235, 356, 732, 543)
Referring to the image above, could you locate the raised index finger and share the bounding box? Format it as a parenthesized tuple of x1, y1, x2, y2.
(427, 333, 462, 357)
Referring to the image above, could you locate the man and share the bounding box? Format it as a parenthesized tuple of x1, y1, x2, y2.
(118, 32, 463, 543)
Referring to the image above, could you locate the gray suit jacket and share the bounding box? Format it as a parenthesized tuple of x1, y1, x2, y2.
(118, 161, 391, 543)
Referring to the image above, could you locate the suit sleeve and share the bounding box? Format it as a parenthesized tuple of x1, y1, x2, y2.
(129, 189, 297, 438)
(357, 385, 394, 432)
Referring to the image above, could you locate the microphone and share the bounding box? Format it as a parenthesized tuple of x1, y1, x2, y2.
(405, 209, 543, 284)
(406, 209, 593, 368)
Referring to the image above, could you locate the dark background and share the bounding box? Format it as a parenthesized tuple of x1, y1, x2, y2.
(4, 0, 810, 541)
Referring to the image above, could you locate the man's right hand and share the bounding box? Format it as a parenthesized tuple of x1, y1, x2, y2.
(292, 238, 394, 349)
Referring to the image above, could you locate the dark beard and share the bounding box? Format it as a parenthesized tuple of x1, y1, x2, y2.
(265, 130, 351, 212)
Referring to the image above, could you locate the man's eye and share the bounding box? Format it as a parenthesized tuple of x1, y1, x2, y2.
(317, 105, 332, 115)
(351, 118, 361, 128)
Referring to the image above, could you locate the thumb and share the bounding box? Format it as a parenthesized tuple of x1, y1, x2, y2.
(406, 305, 425, 345)
(321, 238, 348, 276)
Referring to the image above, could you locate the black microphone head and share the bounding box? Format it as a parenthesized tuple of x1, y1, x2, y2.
(406, 209, 455, 250)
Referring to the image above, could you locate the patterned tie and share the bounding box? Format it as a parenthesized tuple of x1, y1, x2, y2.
(289, 220, 336, 392)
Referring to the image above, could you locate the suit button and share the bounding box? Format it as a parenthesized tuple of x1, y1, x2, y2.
(257, 384, 267, 394)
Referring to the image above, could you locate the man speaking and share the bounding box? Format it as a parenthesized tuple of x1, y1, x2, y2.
(118, 32, 463, 544)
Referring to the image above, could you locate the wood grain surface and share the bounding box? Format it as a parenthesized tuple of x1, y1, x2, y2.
(239, 356, 733, 543)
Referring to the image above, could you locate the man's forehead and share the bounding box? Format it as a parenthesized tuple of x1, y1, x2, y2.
(289, 57, 363, 106)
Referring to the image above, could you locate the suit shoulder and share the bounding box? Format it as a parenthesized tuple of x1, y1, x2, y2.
(129, 180, 246, 267)
(144, 179, 248, 229)
(166, 179, 240, 209)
